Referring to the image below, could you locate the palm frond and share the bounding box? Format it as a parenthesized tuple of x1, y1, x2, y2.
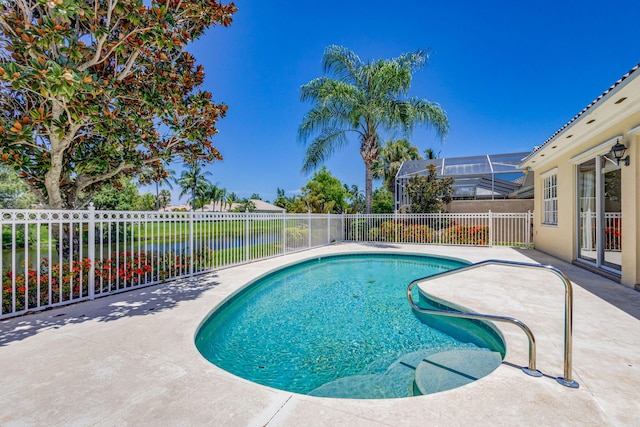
(298, 105, 353, 142)
(301, 128, 349, 173)
(407, 97, 449, 139)
(300, 77, 361, 109)
(322, 45, 364, 84)
(394, 49, 429, 73)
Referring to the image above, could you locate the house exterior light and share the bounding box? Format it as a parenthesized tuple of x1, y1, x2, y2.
(610, 142, 630, 166)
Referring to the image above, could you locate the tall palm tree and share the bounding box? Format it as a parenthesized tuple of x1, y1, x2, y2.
(298, 45, 449, 213)
(374, 139, 423, 198)
(177, 161, 211, 211)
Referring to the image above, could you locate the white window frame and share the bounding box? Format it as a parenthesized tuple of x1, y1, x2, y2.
(542, 172, 558, 225)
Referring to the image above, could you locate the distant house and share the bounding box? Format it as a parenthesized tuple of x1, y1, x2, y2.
(201, 199, 286, 213)
(160, 204, 190, 212)
(521, 63, 640, 289)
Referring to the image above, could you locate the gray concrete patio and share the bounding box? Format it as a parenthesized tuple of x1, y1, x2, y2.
(1, 243, 639, 426)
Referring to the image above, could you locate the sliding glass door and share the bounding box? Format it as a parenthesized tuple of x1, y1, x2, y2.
(577, 155, 622, 272)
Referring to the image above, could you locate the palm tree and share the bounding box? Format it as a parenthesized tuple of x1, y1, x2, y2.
(424, 148, 439, 159)
(205, 183, 226, 211)
(141, 161, 175, 210)
(176, 161, 211, 211)
(273, 187, 291, 210)
(344, 183, 365, 213)
(298, 45, 449, 213)
(158, 189, 172, 210)
(374, 139, 423, 198)
(225, 192, 239, 211)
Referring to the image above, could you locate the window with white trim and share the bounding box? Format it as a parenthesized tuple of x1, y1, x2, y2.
(543, 174, 557, 225)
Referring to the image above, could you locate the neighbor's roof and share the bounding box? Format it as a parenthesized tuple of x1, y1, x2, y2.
(521, 62, 640, 164)
(203, 199, 286, 212)
(247, 199, 286, 212)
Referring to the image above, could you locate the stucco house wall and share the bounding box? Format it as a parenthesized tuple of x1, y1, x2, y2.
(522, 64, 640, 289)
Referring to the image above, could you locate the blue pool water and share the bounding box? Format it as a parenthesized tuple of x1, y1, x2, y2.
(195, 253, 504, 398)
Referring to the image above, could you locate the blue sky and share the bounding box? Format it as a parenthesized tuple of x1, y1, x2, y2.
(163, 0, 639, 204)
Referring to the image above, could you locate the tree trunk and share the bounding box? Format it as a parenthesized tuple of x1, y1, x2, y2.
(360, 133, 379, 214)
(364, 162, 373, 214)
(51, 223, 82, 261)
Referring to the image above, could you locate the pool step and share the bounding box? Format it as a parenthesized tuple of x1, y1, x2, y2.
(308, 373, 410, 399)
(413, 349, 502, 395)
(308, 349, 501, 398)
(308, 349, 438, 399)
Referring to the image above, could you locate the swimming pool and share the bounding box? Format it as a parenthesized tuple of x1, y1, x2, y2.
(195, 253, 505, 399)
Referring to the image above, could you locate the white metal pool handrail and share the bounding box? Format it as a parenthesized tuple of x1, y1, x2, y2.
(407, 259, 579, 388)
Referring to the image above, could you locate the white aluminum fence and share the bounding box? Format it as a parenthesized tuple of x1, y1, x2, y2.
(1, 208, 342, 319)
(1, 208, 531, 319)
(343, 211, 533, 247)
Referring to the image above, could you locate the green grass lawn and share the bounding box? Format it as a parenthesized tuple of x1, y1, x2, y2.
(2, 219, 295, 248)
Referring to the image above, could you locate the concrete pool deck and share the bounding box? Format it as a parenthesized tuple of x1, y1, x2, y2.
(1, 243, 639, 426)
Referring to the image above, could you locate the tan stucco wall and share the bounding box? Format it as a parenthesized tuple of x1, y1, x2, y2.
(527, 113, 640, 288)
(446, 199, 534, 213)
(626, 133, 640, 287)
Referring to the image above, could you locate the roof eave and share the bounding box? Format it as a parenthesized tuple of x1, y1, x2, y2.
(521, 62, 640, 167)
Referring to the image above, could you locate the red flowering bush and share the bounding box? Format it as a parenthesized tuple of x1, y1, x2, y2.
(379, 220, 397, 241)
(400, 224, 437, 243)
(2, 258, 92, 314)
(95, 247, 215, 290)
(95, 251, 154, 288)
(442, 225, 489, 245)
(3, 246, 219, 314)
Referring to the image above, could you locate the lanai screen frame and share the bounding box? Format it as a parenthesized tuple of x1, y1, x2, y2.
(394, 152, 530, 211)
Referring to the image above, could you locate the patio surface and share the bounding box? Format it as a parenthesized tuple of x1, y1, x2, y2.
(1, 243, 639, 426)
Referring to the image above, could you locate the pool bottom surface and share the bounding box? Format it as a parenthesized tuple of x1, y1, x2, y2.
(196, 253, 504, 398)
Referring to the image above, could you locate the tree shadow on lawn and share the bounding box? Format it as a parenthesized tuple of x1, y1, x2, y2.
(0, 272, 221, 346)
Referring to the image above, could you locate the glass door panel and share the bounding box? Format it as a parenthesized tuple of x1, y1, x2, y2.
(602, 157, 622, 270)
(578, 159, 596, 262)
(577, 155, 622, 273)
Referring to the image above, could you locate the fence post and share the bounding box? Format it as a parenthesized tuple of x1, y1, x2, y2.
(341, 212, 345, 241)
(189, 211, 194, 276)
(282, 212, 287, 255)
(355, 212, 359, 242)
(88, 203, 96, 299)
(488, 210, 493, 247)
(308, 211, 312, 248)
(245, 211, 250, 262)
(394, 211, 398, 243)
(327, 213, 331, 244)
(527, 210, 532, 248)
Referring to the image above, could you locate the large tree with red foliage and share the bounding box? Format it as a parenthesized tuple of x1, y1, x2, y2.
(0, 0, 237, 209)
